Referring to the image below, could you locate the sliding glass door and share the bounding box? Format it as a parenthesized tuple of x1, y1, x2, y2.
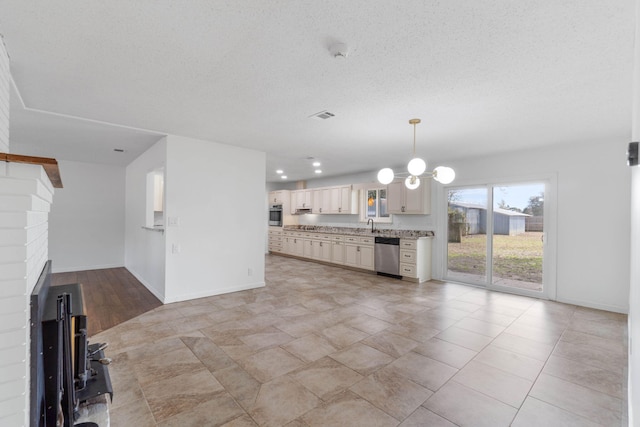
(446, 181, 548, 297)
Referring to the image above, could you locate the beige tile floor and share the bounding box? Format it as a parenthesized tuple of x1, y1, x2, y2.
(96, 255, 628, 426)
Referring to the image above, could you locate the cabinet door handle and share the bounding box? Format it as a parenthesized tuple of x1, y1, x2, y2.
(404, 254, 410, 258)
(357, 246, 360, 252)
(294, 239, 297, 243)
(319, 208, 322, 213)
(319, 242, 323, 247)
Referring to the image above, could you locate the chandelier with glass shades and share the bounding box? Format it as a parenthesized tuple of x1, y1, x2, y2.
(377, 118, 455, 188)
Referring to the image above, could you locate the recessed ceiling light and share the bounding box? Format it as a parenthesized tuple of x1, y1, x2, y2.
(315, 170, 322, 174)
(281, 175, 287, 179)
(276, 169, 283, 174)
(312, 162, 321, 167)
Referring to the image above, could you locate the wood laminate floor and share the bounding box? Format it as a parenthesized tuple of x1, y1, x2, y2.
(52, 267, 162, 336)
(83, 256, 627, 426)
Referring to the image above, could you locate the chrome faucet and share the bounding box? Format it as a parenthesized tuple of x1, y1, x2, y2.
(367, 218, 375, 233)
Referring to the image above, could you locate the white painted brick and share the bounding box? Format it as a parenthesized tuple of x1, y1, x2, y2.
(0, 261, 28, 279)
(0, 178, 42, 197)
(0, 343, 27, 366)
(6, 163, 54, 194)
(0, 212, 39, 228)
(0, 294, 26, 315)
(0, 246, 27, 263)
(0, 229, 29, 245)
(0, 327, 27, 347)
(0, 194, 51, 213)
(0, 222, 47, 246)
(0, 280, 27, 298)
(0, 361, 26, 385)
(0, 412, 26, 427)
(0, 393, 27, 418)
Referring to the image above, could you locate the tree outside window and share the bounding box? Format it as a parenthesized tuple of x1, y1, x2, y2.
(365, 188, 389, 220)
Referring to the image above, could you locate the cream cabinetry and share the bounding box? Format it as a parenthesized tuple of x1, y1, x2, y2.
(387, 180, 431, 214)
(283, 231, 304, 256)
(269, 190, 288, 205)
(293, 190, 312, 210)
(279, 185, 358, 214)
(268, 228, 283, 253)
(399, 238, 432, 282)
(310, 234, 332, 262)
(274, 229, 431, 281)
(312, 189, 323, 213)
(344, 236, 375, 271)
(330, 235, 345, 264)
(328, 185, 358, 214)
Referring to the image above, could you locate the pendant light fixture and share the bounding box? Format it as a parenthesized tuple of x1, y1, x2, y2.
(377, 118, 456, 188)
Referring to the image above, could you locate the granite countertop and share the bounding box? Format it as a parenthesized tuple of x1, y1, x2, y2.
(282, 225, 434, 239)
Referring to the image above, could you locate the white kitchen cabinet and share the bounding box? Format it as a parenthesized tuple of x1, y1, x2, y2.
(268, 228, 283, 253)
(312, 189, 323, 213)
(387, 180, 431, 214)
(330, 235, 345, 264)
(317, 188, 331, 214)
(344, 236, 374, 271)
(328, 185, 358, 214)
(311, 237, 332, 262)
(295, 190, 313, 210)
(283, 231, 304, 256)
(269, 190, 288, 205)
(399, 238, 432, 282)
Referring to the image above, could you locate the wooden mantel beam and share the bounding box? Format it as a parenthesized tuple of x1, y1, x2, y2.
(0, 152, 63, 188)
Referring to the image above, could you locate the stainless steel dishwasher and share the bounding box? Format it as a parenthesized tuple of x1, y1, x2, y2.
(375, 237, 401, 277)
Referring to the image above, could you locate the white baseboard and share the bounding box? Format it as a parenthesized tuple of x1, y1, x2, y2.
(125, 267, 165, 302)
(163, 281, 266, 304)
(555, 296, 629, 314)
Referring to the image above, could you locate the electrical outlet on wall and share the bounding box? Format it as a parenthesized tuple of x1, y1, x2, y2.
(172, 243, 181, 254)
(168, 216, 180, 226)
(248, 268, 253, 276)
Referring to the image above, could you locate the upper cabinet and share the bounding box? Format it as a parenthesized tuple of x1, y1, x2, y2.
(329, 185, 358, 214)
(294, 189, 312, 210)
(312, 189, 323, 213)
(275, 185, 359, 215)
(387, 179, 431, 214)
(269, 190, 287, 205)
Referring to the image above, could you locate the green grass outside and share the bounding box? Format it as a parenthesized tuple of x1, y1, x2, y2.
(447, 232, 543, 283)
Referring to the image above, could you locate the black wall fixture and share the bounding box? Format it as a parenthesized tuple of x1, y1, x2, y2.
(628, 142, 639, 166)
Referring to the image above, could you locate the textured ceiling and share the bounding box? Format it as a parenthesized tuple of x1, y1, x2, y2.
(0, 1, 635, 182)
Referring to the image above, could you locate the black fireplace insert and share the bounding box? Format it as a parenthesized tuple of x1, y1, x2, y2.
(30, 261, 113, 427)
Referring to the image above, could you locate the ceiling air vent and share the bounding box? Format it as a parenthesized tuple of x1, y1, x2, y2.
(309, 110, 335, 120)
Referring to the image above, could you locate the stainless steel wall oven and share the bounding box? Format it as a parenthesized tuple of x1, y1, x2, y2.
(269, 204, 283, 226)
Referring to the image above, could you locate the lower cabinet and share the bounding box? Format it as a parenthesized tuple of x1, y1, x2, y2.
(312, 240, 332, 262)
(268, 228, 283, 253)
(344, 236, 374, 271)
(275, 231, 430, 280)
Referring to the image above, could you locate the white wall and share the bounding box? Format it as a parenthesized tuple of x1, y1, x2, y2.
(124, 137, 167, 301)
(279, 138, 631, 313)
(48, 160, 125, 272)
(441, 140, 630, 313)
(627, 0, 640, 423)
(163, 135, 266, 302)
